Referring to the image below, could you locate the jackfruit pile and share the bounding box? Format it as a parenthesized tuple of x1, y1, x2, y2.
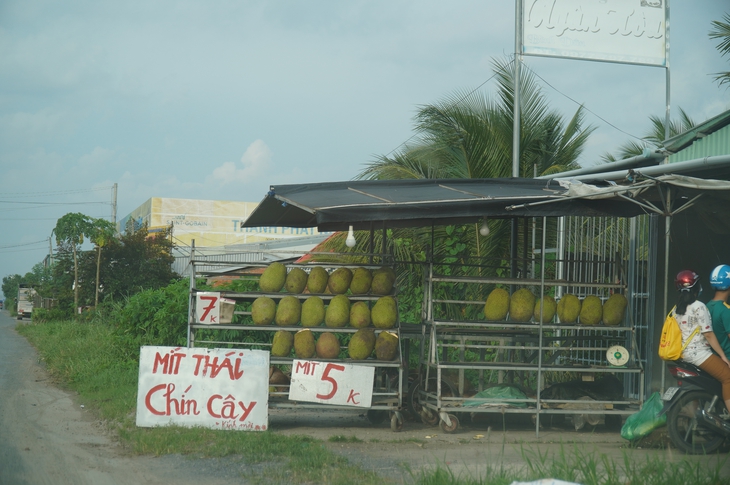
(349, 301, 371, 328)
(509, 288, 536, 322)
(259, 262, 287, 292)
(348, 328, 376, 360)
(372, 296, 397, 329)
(301, 296, 325, 327)
(285, 267, 308, 293)
(484, 288, 510, 321)
(557, 294, 581, 324)
(251, 296, 276, 325)
(271, 330, 294, 357)
(306, 266, 329, 293)
(602, 293, 628, 326)
(275, 296, 301, 326)
(349, 267, 373, 294)
(533, 295, 557, 323)
(315, 332, 341, 359)
(579, 295, 603, 325)
(328, 267, 353, 294)
(375, 331, 399, 360)
(294, 329, 316, 358)
(325, 294, 351, 327)
(371, 266, 396, 295)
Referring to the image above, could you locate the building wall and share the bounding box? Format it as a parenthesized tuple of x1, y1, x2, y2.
(119, 197, 322, 247)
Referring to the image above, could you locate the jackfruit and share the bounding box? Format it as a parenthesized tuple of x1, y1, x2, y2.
(533, 295, 557, 323)
(349, 267, 373, 295)
(371, 296, 397, 329)
(374, 331, 399, 360)
(509, 288, 535, 322)
(557, 294, 581, 324)
(325, 294, 350, 327)
(348, 328, 376, 360)
(293, 329, 316, 358)
(349, 301, 371, 328)
(602, 293, 628, 326)
(306, 266, 329, 294)
(269, 366, 290, 393)
(275, 296, 301, 326)
(315, 332, 341, 359)
(328, 267, 353, 294)
(251, 296, 276, 325)
(301, 296, 325, 327)
(579, 295, 603, 325)
(285, 267, 308, 293)
(259, 262, 286, 293)
(271, 330, 294, 357)
(371, 266, 396, 295)
(484, 288, 510, 321)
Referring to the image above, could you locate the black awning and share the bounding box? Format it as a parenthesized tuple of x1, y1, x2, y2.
(240, 177, 647, 231)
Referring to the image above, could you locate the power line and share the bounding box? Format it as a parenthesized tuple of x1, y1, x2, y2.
(0, 186, 114, 199)
(0, 239, 48, 250)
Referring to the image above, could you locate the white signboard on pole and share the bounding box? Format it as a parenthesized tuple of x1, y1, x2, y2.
(136, 346, 269, 431)
(289, 360, 374, 408)
(196, 292, 222, 324)
(522, 0, 667, 66)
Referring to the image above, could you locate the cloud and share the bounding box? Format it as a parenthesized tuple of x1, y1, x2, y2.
(207, 140, 273, 186)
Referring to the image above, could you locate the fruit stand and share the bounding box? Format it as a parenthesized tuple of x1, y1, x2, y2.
(187, 250, 407, 431)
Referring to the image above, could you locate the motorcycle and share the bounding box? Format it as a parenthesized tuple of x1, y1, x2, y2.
(660, 360, 730, 454)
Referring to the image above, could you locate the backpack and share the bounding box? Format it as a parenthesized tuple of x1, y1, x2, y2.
(658, 306, 700, 361)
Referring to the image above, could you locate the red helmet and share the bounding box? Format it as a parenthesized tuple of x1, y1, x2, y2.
(675, 270, 700, 291)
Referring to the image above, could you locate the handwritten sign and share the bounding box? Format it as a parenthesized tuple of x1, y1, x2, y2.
(136, 346, 269, 431)
(196, 292, 221, 324)
(288, 360, 374, 408)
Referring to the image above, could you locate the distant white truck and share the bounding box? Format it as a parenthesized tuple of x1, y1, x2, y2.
(17, 285, 34, 320)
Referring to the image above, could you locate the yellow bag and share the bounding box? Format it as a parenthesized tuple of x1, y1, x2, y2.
(658, 307, 699, 361)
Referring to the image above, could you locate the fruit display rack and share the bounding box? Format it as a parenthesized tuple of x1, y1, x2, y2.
(186, 255, 406, 431)
(413, 266, 644, 434)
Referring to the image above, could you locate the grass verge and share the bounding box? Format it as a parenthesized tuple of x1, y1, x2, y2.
(16, 319, 730, 485)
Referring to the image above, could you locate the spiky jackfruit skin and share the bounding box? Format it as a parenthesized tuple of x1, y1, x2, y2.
(533, 295, 557, 323)
(271, 330, 294, 357)
(301, 296, 325, 327)
(350, 267, 373, 295)
(557, 294, 581, 324)
(579, 295, 603, 325)
(328, 267, 353, 294)
(275, 296, 301, 326)
(315, 332, 341, 359)
(371, 296, 397, 329)
(375, 331, 399, 360)
(306, 266, 329, 294)
(325, 294, 350, 328)
(259, 262, 287, 292)
(509, 288, 535, 322)
(371, 266, 396, 295)
(484, 288, 510, 321)
(285, 267, 308, 293)
(293, 329, 316, 359)
(348, 328, 376, 360)
(251, 296, 276, 325)
(602, 293, 628, 326)
(349, 301, 371, 328)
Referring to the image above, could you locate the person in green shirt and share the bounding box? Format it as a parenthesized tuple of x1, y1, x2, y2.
(708, 264, 730, 359)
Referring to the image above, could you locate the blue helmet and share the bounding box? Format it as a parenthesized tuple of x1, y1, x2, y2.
(710, 264, 730, 290)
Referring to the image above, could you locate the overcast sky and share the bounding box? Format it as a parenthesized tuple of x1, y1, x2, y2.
(1, 1, 729, 297)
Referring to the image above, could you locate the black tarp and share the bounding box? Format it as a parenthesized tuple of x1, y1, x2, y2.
(240, 177, 648, 231)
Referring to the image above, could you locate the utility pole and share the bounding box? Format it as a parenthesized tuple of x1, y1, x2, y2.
(112, 183, 118, 228)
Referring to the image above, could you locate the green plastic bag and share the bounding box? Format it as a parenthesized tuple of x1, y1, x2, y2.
(620, 391, 667, 441)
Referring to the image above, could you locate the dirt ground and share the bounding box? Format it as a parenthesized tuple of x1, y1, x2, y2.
(2, 311, 729, 485)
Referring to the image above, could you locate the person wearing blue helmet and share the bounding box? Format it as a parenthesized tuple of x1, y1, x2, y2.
(708, 264, 730, 360)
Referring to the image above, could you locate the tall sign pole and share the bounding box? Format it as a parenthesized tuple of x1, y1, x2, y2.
(511, 1, 523, 282)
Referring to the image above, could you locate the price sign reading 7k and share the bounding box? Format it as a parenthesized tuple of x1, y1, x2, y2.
(288, 360, 374, 408)
(196, 292, 221, 324)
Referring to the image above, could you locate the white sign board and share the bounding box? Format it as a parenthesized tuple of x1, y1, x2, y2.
(522, 0, 667, 66)
(288, 360, 374, 408)
(196, 292, 222, 324)
(136, 346, 269, 431)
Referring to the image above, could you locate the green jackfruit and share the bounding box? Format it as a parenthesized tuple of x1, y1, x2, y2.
(328, 267, 353, 294)
(579, 295, 603, 325)
(371, 266, 396, 295)
(557, 294, 581, 324)
(371, 296, 397, 329)
(484, 288, 510, 321)
(251, 296, 276, 325)
(259, 262, 287, 293)
(275, 296, 301, 326)
(271, 330, 293, 357)
(348, 328, 376, 360)
(293, 329, 316, 359)
(285, 267, 308, 293)
(315, 332, 341, 359)
(325, 294, 350, 327)
(533, 295, 557, 323)
(301, 296, 325, 327)
(306, 266, 329, 294)
(350, 267, 373, 295)
(375, 331, 399, 360)
(509, 288, 535, 322)
(602, 293, 628, 326)
(349, 301, 371, 328)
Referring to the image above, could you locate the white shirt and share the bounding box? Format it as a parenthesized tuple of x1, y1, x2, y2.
(677, 300, 714, 366)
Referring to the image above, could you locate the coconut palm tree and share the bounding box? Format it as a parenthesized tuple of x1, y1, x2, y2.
(710, 13, 730, 87)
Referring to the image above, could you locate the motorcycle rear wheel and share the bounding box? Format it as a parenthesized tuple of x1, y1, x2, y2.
(667, 390, 726, 454)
